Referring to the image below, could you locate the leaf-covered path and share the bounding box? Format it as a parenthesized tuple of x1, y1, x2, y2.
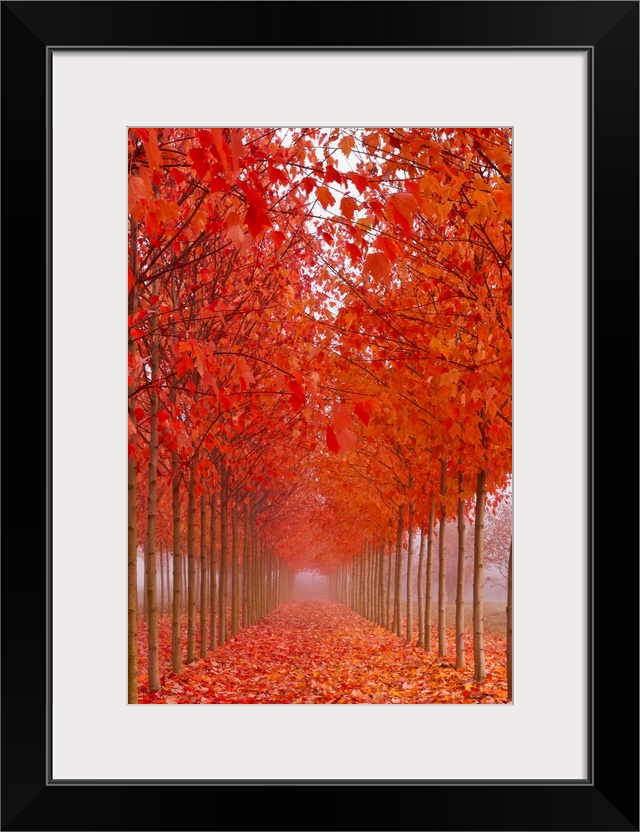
(139, 601, 508, 704)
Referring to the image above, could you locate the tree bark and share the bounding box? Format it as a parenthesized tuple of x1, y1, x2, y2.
(424, 502, 435, 653)
(200, 494, 207, 658)
(218, 466, 229, 645)
(416, 525, 425, 648)
(145, 295, 161, 691)
(456, 470, 466, 670)
(394, 505, 404, 638)
(208, 485, 217, 650)
(159, 546, 165, 618)
(385, 539, 392, 630)
(242, 501, 250, 627)
(171, 450, 183, 674)
(186, 461, 197, 664)
(231, 501, 239, 635)
(128, 218, 139, 703)
(438, 460, 447, 657)
(473, 469, 487, 681)
(406, 504, 414, 641)
(127, 456, 138, 703)
(507, 537, 513, 700)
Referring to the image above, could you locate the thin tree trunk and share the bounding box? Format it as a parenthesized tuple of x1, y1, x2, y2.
(507, 537, 513, 700)
(218, 466, 229, 645)
(208, 486, 217, 650)
(242, 502, 250, 627)
(128, 217, 139, 703)
(171, 450, 183, 674)
(424, 502, 435, 653)
(127, 454, 138, 703)
(165, 548, 171, 619)
(473, 469, 487, 681)
(145, 298, 161, 691)
(182, 556, 187, 615)
(438, 460, 447, 657)
(143, 546, 148, 623)
(377, 543, 384, 625)
(416, 525, 425, 647)
(456, 470, 466, 670)
(386, 539, 392, 630)
(200, 494, 207, 658)
(186, 461, 197, 664)
(394, 505, 404, 638)
(159, 545, 165, 618)
(406, 504, 414, 641)
(231, 501, 239, 635)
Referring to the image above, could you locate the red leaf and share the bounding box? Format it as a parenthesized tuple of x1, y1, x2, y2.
(271, 230, 286, 248)
(325, 165, 343, 185)
(353, 403, 370, 426)
(246, 206, 272, 238)
(288, 380, 305, 399)
(170, 168, 187, 185)
(187, 147, 210, 179)
(340, 196, 357, 221)
(197, 130, 212, 149)
(348, 173, 368, 194)
(175, 354, 193, 378)
(364, 251, 391, 285)
(345, 242, 362, 264)
(290, 394, 304, 413)
(300, 177, 316, 196)
(326, 426, 340, 454)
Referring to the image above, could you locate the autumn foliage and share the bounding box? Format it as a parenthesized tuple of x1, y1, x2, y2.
(128, 127, 512, 703)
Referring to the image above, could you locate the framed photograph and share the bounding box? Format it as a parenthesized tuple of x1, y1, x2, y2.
(2, 2, 637, 830)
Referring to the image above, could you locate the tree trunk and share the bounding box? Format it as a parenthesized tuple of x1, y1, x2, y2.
(394, 505, 404, 638)
(127, 456, 138, 703)
(208, 486, 217, 651)
(406, 504, 414, 641)
(128, 219, 139, 703)
(159, 546, 165, 618)
(231, 500, 239, 636)
(200, 494, 208, 658)
(218, 466, 229, 645)
(377, 543, 384, 625)
(385, 539, 392, 630)
(416, 525, 425, 648)
(473, 469, 487, 681)
(171, 450, 183, 674)
(424, 502, 435, 653)
(242, 502, 250, 627)
(165, 548, 171, 618)
(438, 460, 447, 657)
(507, 537, 513, 700)
(145, 301, 161, 691)
(456, 471, 466, 670)
(186, 461, 197, 664)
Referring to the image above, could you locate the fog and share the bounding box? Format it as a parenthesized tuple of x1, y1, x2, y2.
(292, 570, 329, 598)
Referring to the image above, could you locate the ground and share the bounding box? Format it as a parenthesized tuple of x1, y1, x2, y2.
(137, 600, 509, 704)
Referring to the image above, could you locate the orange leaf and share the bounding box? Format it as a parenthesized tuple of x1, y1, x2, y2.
(364, 251, 391, 286)
(315, 186, 335, 209)
(340, 196, 357, 221)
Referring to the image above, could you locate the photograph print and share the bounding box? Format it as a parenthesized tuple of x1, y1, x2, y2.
(127, 126, 512, 705)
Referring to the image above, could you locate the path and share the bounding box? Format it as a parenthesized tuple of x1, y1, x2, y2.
(139, 600, 507, 704)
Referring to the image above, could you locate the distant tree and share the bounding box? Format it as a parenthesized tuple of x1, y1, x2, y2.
(484, 489, 512, 588)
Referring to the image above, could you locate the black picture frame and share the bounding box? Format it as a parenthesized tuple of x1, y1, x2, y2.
(2, 2, 638, 830)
